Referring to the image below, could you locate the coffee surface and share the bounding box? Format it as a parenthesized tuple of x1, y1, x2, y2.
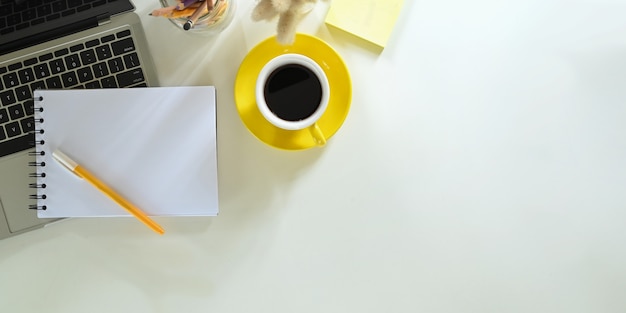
(263, 64, 323, 122)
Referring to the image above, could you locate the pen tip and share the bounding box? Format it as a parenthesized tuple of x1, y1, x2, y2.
(183, 22, 192, 30)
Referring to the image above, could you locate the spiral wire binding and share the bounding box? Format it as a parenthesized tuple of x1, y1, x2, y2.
(29, 95, 47, 211)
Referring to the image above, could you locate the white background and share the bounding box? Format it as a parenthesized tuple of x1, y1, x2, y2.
(2, 0, 626, 312)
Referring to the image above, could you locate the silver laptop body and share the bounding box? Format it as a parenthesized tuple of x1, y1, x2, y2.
(0, 0, 159, 240)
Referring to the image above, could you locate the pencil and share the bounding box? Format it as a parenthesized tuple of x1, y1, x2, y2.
(177, 0, 200, 10)
(150, 5, 201, 18)
(52, 149, 165, 235)
(183, 0, 208, 30)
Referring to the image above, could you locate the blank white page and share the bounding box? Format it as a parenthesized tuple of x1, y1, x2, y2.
(33, 87, 218, 217)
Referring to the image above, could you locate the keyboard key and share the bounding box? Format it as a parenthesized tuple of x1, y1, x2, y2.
(116, 29, 130, 38)
(100, 76, 117, 88)
(52, 1, 68, 12)
(20, 117, 35, 133)
(5, 121, 21, 138)
(46, 13, 61, 21)
(0, 27, 15, 35)
(24, 58, 38, 66)
(8, 62, 22, 71)
(28, 0, 43, 8)
(77, 67, 93, 83)
(24, 100, 34, 115)
(0, 4, 11, 16)
(116, 68, 145, 88)
(16, 22, 29, 30)
(45, 76, 62, 89)
(7, 13, 21, 26)
(0, 108, 8, 123)
(18, 67, 35, 84)
(123, 52, 141, 69)
(54, 48, 68, 57)
(79, 49, 96, 65)
(92, 62, 109, 78)
(108, 57, 123, 73)
(77, 4, 91, 12)
(61, 8, 76, 17)
(21, 8, 36, 21)
(95, 45, 112, 60)
(37, 4, 52, 16)
(64, 54, 81, 69)
(0, 90, 16, 106)
(8, 103, 25, 120)
(15, 86, 30, 101)
(0, 126, 5, 141)
(101, 34, 115, 43)
(70, 43, 84, 52)
(14, 2, 27, 10)
(3, 72, 19, 88)
(39, 53, 53, 62)
(85, 39, 99, 48)
(68, 0, 82, 8)
(111, 38, 135, 55)
(61, 71, 78, 87)
(31, 80, 45, 92)
(33, 63, 50, 79)
(85, 81, 101, 89)
(49, 59, 65, 74)
(31, 17, 45, 25)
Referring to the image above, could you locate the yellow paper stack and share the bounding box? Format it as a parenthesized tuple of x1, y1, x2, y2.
(324, 0, 404, 48)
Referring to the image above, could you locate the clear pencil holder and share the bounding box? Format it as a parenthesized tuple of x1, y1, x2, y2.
(158, 0, 236, 35)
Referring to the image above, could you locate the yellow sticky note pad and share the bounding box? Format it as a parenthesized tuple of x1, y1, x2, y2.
(325, 0, 404, 48)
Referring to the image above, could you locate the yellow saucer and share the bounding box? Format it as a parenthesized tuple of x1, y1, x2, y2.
(234, 34, 352, 150)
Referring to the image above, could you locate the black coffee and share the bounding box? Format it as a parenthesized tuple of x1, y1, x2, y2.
(263, 63, 323, 122)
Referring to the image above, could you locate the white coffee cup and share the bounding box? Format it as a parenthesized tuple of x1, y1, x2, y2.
(255, 53, 330, 146)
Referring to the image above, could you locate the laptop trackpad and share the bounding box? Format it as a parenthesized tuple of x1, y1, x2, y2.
(0, 153, 50, 233)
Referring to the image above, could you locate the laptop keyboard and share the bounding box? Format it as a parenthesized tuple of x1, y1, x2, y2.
(0, 27, 148, 158)
(0, 0, 120, 35)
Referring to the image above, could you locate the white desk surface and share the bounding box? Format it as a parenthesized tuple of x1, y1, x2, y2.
(2, 0, 626, 312)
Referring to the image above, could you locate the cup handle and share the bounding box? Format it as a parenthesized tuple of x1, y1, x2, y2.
(309, 123, 326, 147)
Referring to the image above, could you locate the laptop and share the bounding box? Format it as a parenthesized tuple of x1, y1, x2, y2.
(1, 0, 159, 240)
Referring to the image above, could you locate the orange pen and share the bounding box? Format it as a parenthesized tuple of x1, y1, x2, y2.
(52, 149, 165, 235)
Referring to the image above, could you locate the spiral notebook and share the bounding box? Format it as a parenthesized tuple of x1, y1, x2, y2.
(31, 87, 218, 218)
